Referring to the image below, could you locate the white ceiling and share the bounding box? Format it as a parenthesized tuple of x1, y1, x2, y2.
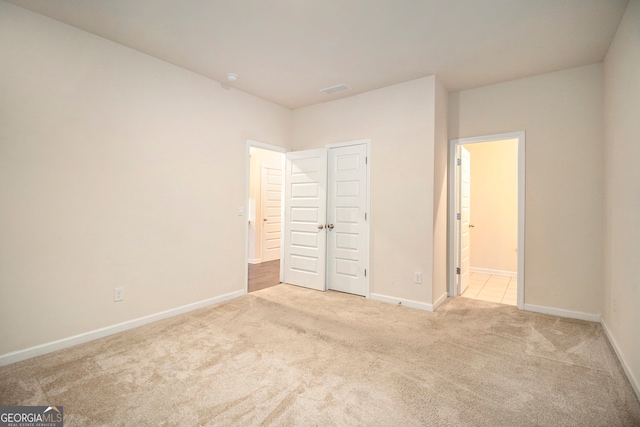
(6, 0, 629, 109)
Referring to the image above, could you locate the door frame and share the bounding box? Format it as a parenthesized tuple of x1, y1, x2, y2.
(245, 140, 287, 294)
(246, 139, 371, 297)
(457, 145, 471, 296)
(447, 132, 525, 309)
(326, 139, 371, 298)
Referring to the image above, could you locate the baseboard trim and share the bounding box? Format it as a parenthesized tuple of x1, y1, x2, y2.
(523, 303, 601, 323)
(601, 318, 640, 401)
(248, 258, 261, 264)
(0, 289, 246, 367)
(432, 292, 448, 311)
(470, 267, 517, 277)
(369, 293, 436, 312)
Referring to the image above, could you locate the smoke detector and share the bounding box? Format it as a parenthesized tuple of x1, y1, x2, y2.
(320, 84, 352, 95)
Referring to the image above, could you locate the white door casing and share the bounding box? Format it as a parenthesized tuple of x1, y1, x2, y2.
(283, 148, 328, 291)
(260, 164, 282, 262)
(327, 144, 368, 296)
(458, 146, 471, 294)
(448, 131, 525, 310)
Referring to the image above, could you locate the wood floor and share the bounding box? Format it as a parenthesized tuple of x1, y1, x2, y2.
(248, 259, 280, 293)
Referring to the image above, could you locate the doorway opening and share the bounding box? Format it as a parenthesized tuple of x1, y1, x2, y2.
(448, 132, 525, 309)
(246, 141, 286, 293)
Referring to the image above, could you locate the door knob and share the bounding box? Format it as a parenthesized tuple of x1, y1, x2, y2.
(318, 224, 324, 230)
(469, 224, 475, 228)
(327, 224, 334, 230)
(263, 218, 268, 222)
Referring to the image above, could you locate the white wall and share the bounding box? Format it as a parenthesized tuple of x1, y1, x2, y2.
(602, 0, 640, 398)
(466, 140, 518, 273)
(4, 0, 633, 376)
(291, 77, 441, 306)
(449, 64, 604, 315)
(0, 2, 291, 355)
(432, 79, 449, 304)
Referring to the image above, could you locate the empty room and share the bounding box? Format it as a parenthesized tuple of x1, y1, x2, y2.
(1, 0, 639, 425)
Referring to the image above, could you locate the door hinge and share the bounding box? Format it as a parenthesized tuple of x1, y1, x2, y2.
(457, 158, 461, 166)
(364, 269, 367, 277)
(365, 212, 367, 220)
(365, 157, 368, 165)
(457, 213, 461, 220)
(456, 267, 461, 274)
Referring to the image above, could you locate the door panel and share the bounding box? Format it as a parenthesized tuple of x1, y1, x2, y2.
(459, 146, 471, 294)
(283, 149, 327, 291)
(327, 144, 368, 296)
(261, 164, 282, 262)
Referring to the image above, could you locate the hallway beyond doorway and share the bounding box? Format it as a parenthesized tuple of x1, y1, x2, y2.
(248, 260, 280, 293)
(449, 131, 525, 309)
(460, 272, 516, 306)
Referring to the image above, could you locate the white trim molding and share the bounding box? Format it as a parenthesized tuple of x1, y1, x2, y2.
(248, 258, 262, 265)
(448, 131, 526, 310)
(432, 292, 449, 311)
(0, 290, 245, 367)
(370, 293, 446, 312)
(523, 303, 601, 323)
(601, 318, 640, 401)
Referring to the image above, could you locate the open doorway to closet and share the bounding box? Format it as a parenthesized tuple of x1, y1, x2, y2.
(448, 132, 525, 309)
(246, 141, 285, 293)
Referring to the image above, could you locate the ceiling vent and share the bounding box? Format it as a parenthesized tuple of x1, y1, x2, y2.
(320, 84, 352, 95)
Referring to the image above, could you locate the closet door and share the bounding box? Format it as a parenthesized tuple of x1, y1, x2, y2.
(326, 144, 369, 296)
(283, 148, 327, 291)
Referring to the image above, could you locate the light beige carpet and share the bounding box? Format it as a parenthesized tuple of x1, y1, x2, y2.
(1, 284, 639, 426)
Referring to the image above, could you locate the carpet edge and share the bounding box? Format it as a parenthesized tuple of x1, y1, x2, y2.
(0, 289, 246, 367)
(601, 317, 640, 402)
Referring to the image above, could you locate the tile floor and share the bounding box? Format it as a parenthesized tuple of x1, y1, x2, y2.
(461, 272, 517, 306)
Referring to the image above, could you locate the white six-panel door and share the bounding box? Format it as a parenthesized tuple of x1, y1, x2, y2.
(283, 149, 328, 291)
(260, 164, 282, 262)
(327, 144, 368, 296)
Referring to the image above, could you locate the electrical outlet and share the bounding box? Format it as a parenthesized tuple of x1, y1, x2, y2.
(114, 287, 124, 302)
(414, 272, 422, 284)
